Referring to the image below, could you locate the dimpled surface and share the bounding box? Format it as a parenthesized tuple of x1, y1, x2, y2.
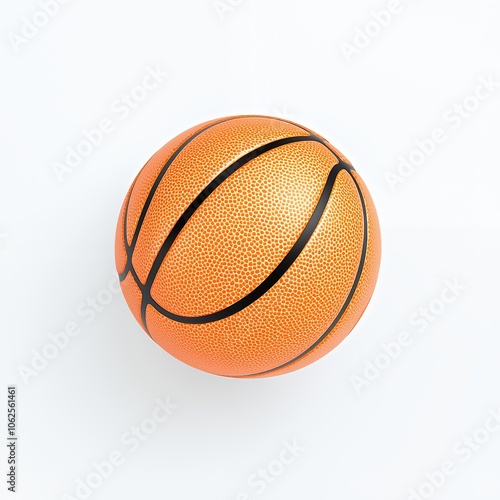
(146, 169, 364, 376)
(151, 141, 335, 316)
(115, 115, 381, 377)
(131, 117, 305, 284)
(124, 117, 227, 249)
(246, 171, 381, 378)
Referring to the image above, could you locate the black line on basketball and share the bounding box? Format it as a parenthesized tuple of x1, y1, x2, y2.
(147, 157, 353, 325)
(119, 116, 242, 282)
(139, 135, 324, 330)
(240, 169, 369, 377)
(269, 117, 354, 169)
(118, 174, 138, 275)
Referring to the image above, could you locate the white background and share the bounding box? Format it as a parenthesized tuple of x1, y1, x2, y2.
(1, 0, 500, 499)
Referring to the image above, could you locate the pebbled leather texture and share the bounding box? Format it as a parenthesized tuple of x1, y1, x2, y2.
(115, 115, 381, 378)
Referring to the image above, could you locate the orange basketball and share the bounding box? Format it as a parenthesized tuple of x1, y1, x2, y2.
(115, 116, 381, 378)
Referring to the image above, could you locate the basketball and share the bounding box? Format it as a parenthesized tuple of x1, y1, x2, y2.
(115, 115, 381, 378)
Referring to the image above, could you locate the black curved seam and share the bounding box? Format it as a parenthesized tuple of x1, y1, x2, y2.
(146, 159, 353, 325)
(119, 114, 350, 283)
(139, 134, 319, 331)
(120, 174, 138, 255)
(239, 169, 369, 377)
(119, 116, 245, 282)
(266, 117, 354, 169)
(127, 264, 153, 336)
